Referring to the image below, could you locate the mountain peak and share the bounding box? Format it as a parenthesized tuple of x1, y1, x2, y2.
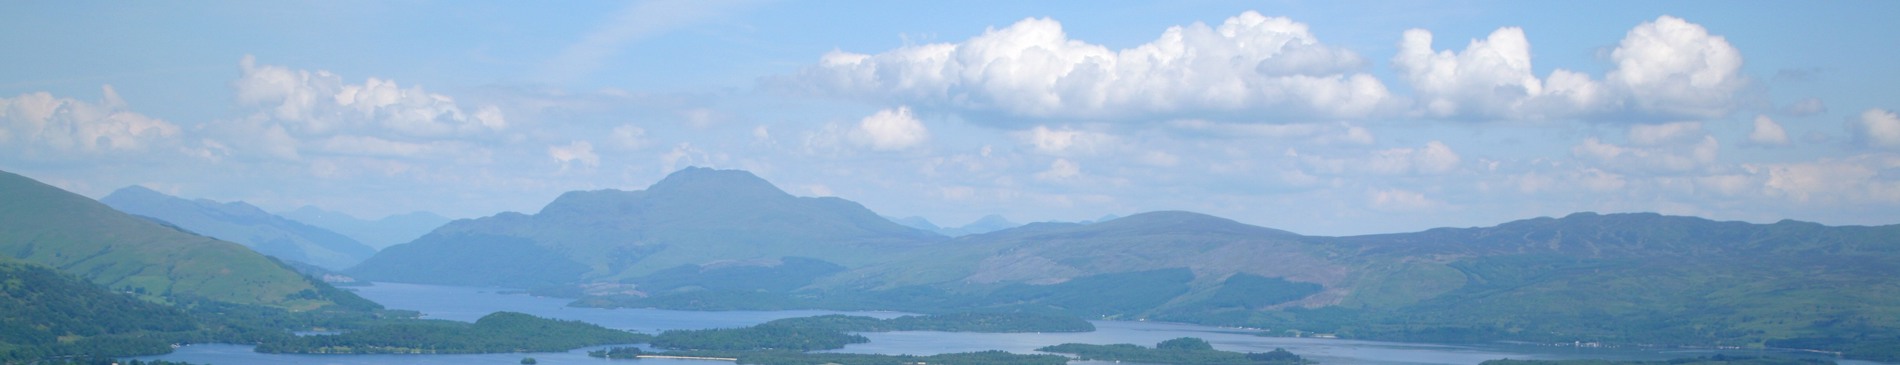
(647, 167, 790, 199)
(1091, 210, 1300, 237)
(104, 184, 168, 201)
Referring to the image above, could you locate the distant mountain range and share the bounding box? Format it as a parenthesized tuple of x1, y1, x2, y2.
(279, 206, 449, 250)
(0, 170, 352, 309)
(351, 166, 1900, 360)
(890, 214, 1123, 237)
(100, 186, 378, 270)
(889, 214, 1023, 237)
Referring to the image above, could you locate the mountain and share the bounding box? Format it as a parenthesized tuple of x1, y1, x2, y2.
(888, 214, 1023, 237)
(1077, 214, 1121, 225)
(351, 167, 946, 288)
(889, 216, 943, 233)
(279, 206, 449, 250)
(0, 170, 341, 309)
(1292, 212, 1900, 346)
(101, 186, 378, 270)
(830, 211, 1327, 290)
(956, 214, 1021, 234)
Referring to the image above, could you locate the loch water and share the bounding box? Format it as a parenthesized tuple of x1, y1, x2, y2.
(132, 282, 1889, 365)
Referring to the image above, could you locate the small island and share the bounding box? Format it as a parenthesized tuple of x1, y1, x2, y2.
(253, 311, 649, 354)
(636, 312, 1098, 365)
(652, 322, 870, 351)
(1038, 337, 1313, 365)
(588, 346, 645, 359)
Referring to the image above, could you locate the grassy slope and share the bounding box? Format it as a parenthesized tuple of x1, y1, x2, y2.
(0, 170, 328, 309)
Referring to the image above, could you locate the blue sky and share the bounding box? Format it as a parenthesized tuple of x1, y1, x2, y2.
(4, 1, 1898, 235)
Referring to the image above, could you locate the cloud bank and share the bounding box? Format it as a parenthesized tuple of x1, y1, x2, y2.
(782, 11, 1394, 123)
(0, 86, 181, 159)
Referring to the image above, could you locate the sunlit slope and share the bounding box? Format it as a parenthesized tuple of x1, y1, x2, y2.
(350, 167, 946, 287)
(0, 170, 331, 309)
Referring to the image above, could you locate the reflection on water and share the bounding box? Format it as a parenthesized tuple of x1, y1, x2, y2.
(131, 282, 1890, 365)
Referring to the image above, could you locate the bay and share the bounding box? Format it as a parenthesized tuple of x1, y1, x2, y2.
(132, 282, 1890, 365)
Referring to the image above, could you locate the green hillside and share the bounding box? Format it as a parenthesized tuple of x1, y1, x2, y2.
(351, 167, 945, 287)
(0, 170, 333, 309)
(0, 259, 198, 361)
(101, 186, 378, 270)
(1264, 213, 1900, 359)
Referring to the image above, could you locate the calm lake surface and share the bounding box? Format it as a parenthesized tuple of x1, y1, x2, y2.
(133, 282, 1889, 365)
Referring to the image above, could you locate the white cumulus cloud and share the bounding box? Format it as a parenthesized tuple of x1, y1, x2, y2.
(196, 56, 510, 164)
(1850, 108, 1900, 149)
(849, 106, 930, 150)
(1394, 27, 1571, 119)
(1035, 158, 1082, 181)
(1748, 115, 1790, 146)
(1393, 16, 1746, 121)
(234, 55, 506, 137)
(784, 11, 1393, 123)
(1607, 16, 1747, 118)
(0, 85, 181, 159)
(549, 141, 600, 169)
